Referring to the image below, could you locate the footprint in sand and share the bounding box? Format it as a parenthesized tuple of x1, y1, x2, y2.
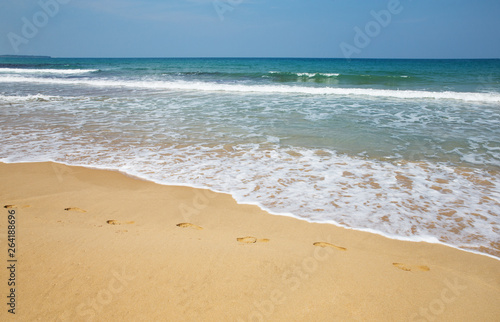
(237, 236, 257, 243)
(4, 205, 31, 209)
(237, 236, 270, 243)
(176, 223, 203, 230)
(392, 263, 430, 272)
(107, 220, 135, 225)
(64, 207, 87, 213)
(313, 242, 347, 251)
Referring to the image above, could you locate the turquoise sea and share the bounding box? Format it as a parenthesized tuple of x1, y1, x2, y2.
(1, 57, 499, 257)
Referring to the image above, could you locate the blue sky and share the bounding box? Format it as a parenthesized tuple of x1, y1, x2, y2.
(1, 0, 499, 58)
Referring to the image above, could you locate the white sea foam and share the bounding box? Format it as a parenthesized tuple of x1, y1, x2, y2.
(269, 71, 340, 77)
(1, 75, 500, 103)
(0, 68, 98, 75)
(0, 94, 66, 102)
(0, 92, 499, 258)
(296, 72, 340, 77)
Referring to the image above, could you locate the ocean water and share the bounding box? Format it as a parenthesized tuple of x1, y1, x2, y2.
(1, 57, 499, 258)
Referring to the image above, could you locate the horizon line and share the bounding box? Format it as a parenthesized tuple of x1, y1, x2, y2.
(2, 55, 500, 60)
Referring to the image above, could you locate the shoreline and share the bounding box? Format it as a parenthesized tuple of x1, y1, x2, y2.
(2, 159, 498, 261)
(0, 161, 499, 320)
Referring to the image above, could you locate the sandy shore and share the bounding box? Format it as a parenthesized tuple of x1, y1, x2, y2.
(0, 162, 499, 321)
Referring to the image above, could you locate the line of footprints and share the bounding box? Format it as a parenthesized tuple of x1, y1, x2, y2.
(3, 205, 430, 272)
(176, 221, 430, 272)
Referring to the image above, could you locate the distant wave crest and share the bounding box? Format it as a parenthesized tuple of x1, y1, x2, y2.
(0, 68, 99, 75)
(268, 71, 340, 78)
(1, 75, 500, 103)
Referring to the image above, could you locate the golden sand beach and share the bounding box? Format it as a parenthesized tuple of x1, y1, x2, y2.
(0, 162, 499, 321)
